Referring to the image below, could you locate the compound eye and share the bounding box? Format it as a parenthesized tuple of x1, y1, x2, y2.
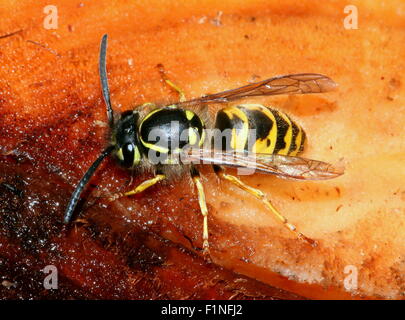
(121, 143, 134, 167)
(118, 143, 141, 168)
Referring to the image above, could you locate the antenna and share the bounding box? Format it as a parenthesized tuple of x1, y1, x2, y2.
(63, 145, 114, 223)
(99, 34, 114, 127)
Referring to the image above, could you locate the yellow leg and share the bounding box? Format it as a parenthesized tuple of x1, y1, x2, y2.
(157, 63, 186, 102)
(191, 169, 210, 258)
(214, 166, 316, 246)
(108, 174, 166, 202)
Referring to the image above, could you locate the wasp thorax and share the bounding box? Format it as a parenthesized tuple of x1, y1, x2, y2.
(113, 110, 142, 168)
(139, 107, 205, 164)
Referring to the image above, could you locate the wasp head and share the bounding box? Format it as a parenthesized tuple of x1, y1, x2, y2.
(112, 110, 142, 168)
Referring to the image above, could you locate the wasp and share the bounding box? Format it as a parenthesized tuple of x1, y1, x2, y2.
(64, 34, 343, 257)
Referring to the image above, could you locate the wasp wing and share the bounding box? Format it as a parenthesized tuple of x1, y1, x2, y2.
(181, 148, 344, 180)
(176, 73, 337, 107)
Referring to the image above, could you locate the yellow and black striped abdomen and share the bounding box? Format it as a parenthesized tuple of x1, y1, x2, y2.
(214, 104, 306, 156)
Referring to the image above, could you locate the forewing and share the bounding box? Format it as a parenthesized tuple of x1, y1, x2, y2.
(181, 148, 344, 180)
(176, 73, 337, 107)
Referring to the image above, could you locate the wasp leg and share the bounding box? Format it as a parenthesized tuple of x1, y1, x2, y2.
(157, 63, 186, 102)
(190, 167, 211, 258)
(213, 165, 316, 246)
(108, 174, 166, 202)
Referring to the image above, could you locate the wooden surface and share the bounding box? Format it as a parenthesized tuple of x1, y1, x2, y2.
(0, 0, 404, 299)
